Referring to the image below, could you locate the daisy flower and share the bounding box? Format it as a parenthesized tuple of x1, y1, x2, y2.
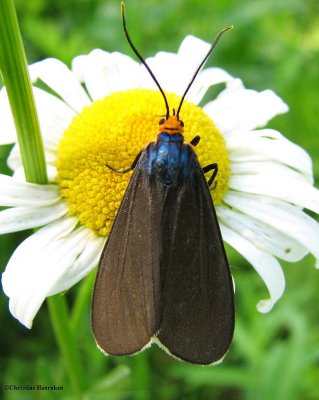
(1, 35, 319, 329)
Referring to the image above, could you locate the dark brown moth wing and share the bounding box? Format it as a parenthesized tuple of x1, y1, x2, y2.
(157, 168, 235, 365)
(92, 164, 164, 355)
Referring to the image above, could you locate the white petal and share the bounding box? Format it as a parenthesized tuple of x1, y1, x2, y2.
(0, 88, 17, 144)
(1, 216, 86, 328)
(185, 67, 235, 105)
(221, 224, 285, 312)
(2, 217, 78, 325)
(227, 129, 313, 182)
(72, 50, 142, 100)
(0, 200, 68, 233)
(204, 80, 288, 134)
(175, 36, 236, 103)
(223, 191, 319, 262)
(46, 165, 58, 182)
(229, 161, 319, 213)
(218, 205, 308, 262)
(0, 174, 61, 207)
(29, 58, 91, 112)
(177, 35, 211, 68)
(145, 50, 186, 94)
(32, 87, 76, 149)
(7, 145, 23, 172)
(51, 233, 104, 293)
(0, 85, 75, 153)
(144, 35, 213, 96)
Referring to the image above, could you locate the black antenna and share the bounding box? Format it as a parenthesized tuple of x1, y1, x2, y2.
(176, 25, 234, 119)
(121, 1, 170, 119)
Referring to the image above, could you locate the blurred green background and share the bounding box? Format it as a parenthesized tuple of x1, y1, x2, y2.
(0, 0, 319, 399)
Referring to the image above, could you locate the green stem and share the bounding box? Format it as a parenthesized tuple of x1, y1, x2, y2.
(48, 295, 85, 398)
(70, 270, 96, 335)
(132, 353, 151, 400)
(0, 0, 85, 396)
(0, 0, 47, 183)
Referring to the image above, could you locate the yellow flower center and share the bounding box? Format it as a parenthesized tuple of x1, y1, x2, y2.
(56, 89, 230, 236)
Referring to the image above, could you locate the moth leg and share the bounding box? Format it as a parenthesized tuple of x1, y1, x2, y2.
(190, 135, 201, 146)
(202, 163, 218, 190)
(106, 149, 142, 173)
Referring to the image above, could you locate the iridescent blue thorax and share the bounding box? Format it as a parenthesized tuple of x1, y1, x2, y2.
(141, 132, 198, 186)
